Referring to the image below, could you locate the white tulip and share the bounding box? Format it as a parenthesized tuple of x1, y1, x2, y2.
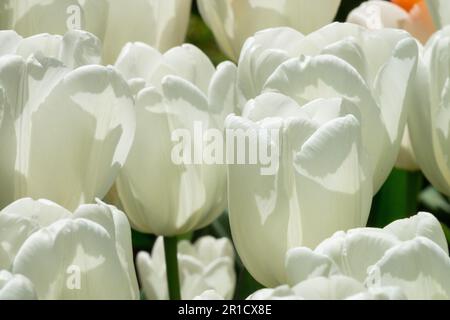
(0, 31, 135, 211)
(409, 26, 450, 196)
(136, 236, 235, 300)
(0, 270, 36, 300)
(115, 43, 238, 235)
(276, 212, 450, 300)
(0, 198, 139, 300)
(237, 23, 419, 191)
(1, 0, 192, 64)
(227, 91, 373, 287)
(197, 0, 341, 61)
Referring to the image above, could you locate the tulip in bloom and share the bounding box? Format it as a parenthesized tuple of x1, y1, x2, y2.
(0, 198, 139, 299)
(408, 26, 450, 196)
(237, 23, 419, 191)
(248, 212, 450, 300)
(0, 270, 36, 300)
(137, 236, 235, 300)
(227, 91, 373, 287)
(197, 0, 341, 61)
(0, 30, 136, 211)
(115, 42, 238, 235)
(0, 0, 192, 64)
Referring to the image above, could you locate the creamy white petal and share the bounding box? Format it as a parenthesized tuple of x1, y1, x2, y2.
(12, 217, 139, 299)
(426, 0, 450, 29)
(314, 229, 399, 282)
(0, 198, 70, 269)
(102, 0, 192, 64)
(367, 237, 450, 300)
(0, 55, 135, 210)
(0, 270, 36, 300)
(383, 212, 449, 254)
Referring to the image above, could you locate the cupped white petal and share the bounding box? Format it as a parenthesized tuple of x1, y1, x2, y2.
(367, 237, 450, 300)
(12, 216, 139, 299)
(0, 270, 36, 300)
(383, 212, 449, 254)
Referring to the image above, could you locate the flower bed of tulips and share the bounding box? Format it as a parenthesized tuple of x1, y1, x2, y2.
(0, 0, 450, 301)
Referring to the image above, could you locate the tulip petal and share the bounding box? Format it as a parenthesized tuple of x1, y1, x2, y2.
(383, 212, 449, 254)
(368, 237, 450, 299)
(314, 229, 399, 282)
(0, 270, 36, 300)
(13, 218, 138, 299)
(285, 247, 339, 286)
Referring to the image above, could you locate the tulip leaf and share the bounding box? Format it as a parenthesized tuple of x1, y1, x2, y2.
(368, 169, 423, 227)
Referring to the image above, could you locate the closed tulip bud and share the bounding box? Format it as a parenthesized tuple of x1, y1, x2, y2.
(0, 31, 136, 211)
(0, 198, 139, 300)
(137, 236, 235, 300)
(197, 0, 341, 61)
(248, 212, 450, 300)
(409, 27, 450, 196)
(114, 43, 238, 235)
(237, 23, 419, 192)
(0, 270, 36, 300)
(1, 0, 192, 64)
(227, 91, 373, 287)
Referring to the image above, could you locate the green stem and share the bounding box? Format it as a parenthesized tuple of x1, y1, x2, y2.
(164, 236, 181, 300)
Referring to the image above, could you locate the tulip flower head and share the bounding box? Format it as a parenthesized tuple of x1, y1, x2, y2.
(0, 198, 140, 300)
(114, 42, 238, 236)
(237, 23, 419, 192)
(408, 26, 450, 196)
(137, 236, 236, 300)
(248, 213, 450, 300)
(0, 30, 136, 211)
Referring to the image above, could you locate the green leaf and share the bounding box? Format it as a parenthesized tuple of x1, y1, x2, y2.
(368, 169, 423, 227)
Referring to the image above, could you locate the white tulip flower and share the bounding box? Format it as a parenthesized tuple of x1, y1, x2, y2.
(0, 270, 36, 300)
(237, 23, 419, 191)
(227, 91, 373, 287)
(197, 0, 341, 61)
(137, 236, 235, 300)
(0, 31, 136, 211)
(1, 0, 192, 64)
(114, 42, 238, 235)
(0, 198, 139, 300)
(409, 26, 450, 196)
(248, 212, 450, 300)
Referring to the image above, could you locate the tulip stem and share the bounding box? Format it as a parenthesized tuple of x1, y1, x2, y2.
(164, 236, 181, 300)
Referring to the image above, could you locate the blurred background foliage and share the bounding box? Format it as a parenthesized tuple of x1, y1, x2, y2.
(132, 0, 450, 298)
